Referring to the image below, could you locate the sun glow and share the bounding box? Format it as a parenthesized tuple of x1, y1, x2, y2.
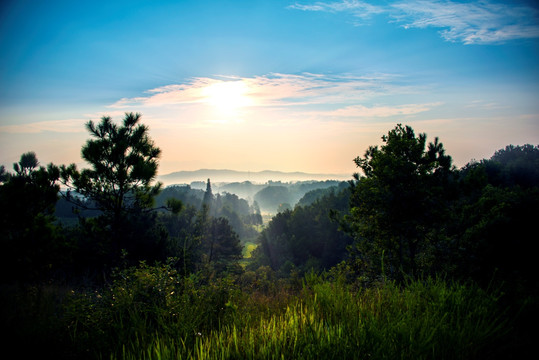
(202, 81, 253, 112)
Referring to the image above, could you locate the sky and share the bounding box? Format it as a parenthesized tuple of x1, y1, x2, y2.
(1, 0, 538, 178)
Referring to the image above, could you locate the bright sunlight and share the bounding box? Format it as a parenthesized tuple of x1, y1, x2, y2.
(202, 81, 253, 113)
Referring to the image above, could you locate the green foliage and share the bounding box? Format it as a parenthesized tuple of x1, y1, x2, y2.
(156, 184, 261, 244)
(450, 149, 539, 294)
(3, 266, 526, 360)
(155, 185, 205, 209)
(53, 271, 508, 360)
(202, 178, 213, 208)
(488, 144, 539, 187)
(165, 197, 184, 214)
(253, 186, 352, 275)
(213, 192, 261, 242)
(159, 204, 243, 277)
(254, 185, 291, 213)
(296, 182, 348, 207)
(60, 113, 163, 219)
(198, 211, 243, 275)
(57, 113, 182, 270)
(3, 121, 537, 359)
(60, 261, 241, 359)
(159, 205, 202, 276)
(346, 124, 454, 281)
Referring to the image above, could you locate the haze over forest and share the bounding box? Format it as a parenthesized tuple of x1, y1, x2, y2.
(158, 168, 349, 185)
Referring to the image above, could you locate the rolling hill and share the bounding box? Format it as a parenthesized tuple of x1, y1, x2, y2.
(158, 169, 350, 185)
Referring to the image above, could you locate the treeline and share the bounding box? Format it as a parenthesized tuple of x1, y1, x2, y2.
(252, 125, 539, 295)
(187, 178, 343, 214)
(249, 182, 352, 275)
(0, 113, 248, 284)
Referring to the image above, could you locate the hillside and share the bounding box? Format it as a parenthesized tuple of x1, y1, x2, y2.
(158, 169, 350, 186)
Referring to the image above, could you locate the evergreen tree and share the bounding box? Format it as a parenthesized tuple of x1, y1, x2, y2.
(61, 113, 163, 221)
(60, 113, 180, 267)
(346, 124, 453, 280)
(0, 152, 67, 282)
(203, 178, 213, 209)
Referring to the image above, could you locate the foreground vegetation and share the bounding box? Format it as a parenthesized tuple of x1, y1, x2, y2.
(1, 114, 537, 358)
(1, 263, 516, 359)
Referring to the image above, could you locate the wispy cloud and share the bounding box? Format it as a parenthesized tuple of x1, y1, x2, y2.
(111, 78, 218, 108)
(289, 0, 539, 44)
(288, 0, 383, 20)
(0, 72, 431, 134)
(321, 102, 442, 118)
(0, 119, 87, 134)
(0, 110, 131, 134)
(465, 99, 507, 110)
(109, 73, 406, 109)
(391, 0, 539, 44)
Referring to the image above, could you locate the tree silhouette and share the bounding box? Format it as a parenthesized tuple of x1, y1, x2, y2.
(61, 113, 163, 221)
(60, 113, 180, 266)
(347, 124, 453, 280)
(0, 152, 64, 282)
(203, 178, 213, 209)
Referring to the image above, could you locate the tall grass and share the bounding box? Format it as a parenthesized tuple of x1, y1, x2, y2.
(95, 269, 508, 360)
(2, 262, 512, 359)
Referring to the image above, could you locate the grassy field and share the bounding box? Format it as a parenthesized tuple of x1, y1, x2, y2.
(110, 278, 508, 360)
(2, 262, 518, 360)
(239, 241, 258, 268)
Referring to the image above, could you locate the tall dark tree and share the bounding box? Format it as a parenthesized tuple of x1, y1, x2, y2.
(60, 113, 180, 266)
(0, 152, 66, 282)
(201, 217, 243, 273)
(203, 178, 213, 209)
(346, 124, 453, 280)
(61, 113, 163, 220)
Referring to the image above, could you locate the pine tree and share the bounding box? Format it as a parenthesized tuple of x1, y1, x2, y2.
(203, 178, 213, 208)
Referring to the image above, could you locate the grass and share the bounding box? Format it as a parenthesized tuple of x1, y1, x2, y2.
(115, 278, 507, 360)
(2, 263, 516, 360)
(239, 241, 259, 268)
(98, 267, 509, 359)
(242, 242, 258, 259)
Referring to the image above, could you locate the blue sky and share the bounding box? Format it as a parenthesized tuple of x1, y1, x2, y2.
(1, 0, 538, 177)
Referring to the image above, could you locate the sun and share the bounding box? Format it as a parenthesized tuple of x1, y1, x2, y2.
(202, 81, 252, 112)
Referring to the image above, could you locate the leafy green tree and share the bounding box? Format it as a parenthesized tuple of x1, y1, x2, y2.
(201, 216, 243, 274)
(254, 185, 291, 213)
(346, 124, 453, 280)
(159, 205, 202, 275)
(484, 144, 539, 188)
(450, 144, 539, 291)
(154, 185, 205, 209)
(252, 186, 352, 275)
(160, 203, 243, 276)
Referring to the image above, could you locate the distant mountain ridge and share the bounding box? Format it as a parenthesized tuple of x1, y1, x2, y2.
(158, 169, 350, 185)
